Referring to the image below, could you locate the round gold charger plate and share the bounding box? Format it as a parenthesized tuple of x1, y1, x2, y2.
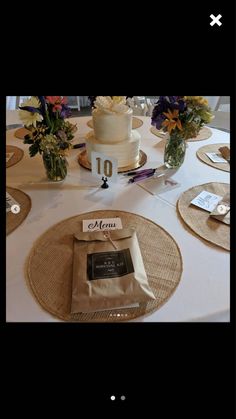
(177, 182, 230, 251)
(150, 126, 212, 142)
(14, 127, 30, 139)
(196, 143, 230, 172)
(6, 187, 32, 235)
(78, 149, 147, 173)
(87, 117, 143, 130)
(27, 210, 183, 322)
(6, 145, 24, 168)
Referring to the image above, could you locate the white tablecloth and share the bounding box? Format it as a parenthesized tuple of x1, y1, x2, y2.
(6, 116, 230, 322)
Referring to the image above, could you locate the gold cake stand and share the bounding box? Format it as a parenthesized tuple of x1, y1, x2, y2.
(78, 149, 147, 174)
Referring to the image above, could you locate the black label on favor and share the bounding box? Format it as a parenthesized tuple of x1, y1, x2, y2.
(87, 248, 134, 281)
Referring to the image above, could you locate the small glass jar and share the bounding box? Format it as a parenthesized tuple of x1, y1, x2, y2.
(164, 131, 186, 169)
(43, 152, 68, 181)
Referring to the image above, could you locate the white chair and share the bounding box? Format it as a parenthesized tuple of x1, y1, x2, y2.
(7, 96, 25, 110)
(217, 96, 230, 112)
(207, 111, 230, 132)
(127, 97, 147, 116)
(66, 96, 80, 110)
(203, 96, 229, 111)
(203, 96, 221, 111)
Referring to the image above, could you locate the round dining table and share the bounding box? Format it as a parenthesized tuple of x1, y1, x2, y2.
(6, 115, 230, 322)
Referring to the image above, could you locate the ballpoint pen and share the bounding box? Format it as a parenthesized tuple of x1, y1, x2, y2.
(124, 168, 156, 177)
(73, 143, 86, 149)
(128, 170, 165, 183)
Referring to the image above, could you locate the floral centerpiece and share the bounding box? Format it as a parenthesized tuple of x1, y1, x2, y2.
(19, 96, 77, 181)
(151, 96, 213, 168)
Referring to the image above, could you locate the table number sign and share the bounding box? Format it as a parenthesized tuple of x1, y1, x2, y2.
(191, 190, 223, 212)
(91, 151, 118, 182)
(83, 218, 123, 232)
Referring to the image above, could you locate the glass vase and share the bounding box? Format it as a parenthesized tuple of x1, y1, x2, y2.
(43, 152, 68, 181)
(164, 131, 186, 169)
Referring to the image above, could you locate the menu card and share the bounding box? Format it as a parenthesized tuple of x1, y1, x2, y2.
(191, 191, 223, 212)
(83, 218, 123, 232)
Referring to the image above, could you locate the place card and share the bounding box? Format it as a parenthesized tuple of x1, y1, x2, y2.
(83, 217, 123, 232)
(205, 152, 227, 163)
(138, 175, 180, 196)
(6, 152, 14, 163)
(6, 192, 20, 213)
(191, 190, 223, 213)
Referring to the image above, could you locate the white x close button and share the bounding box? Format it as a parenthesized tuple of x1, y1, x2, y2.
(210, 14, 222, 27)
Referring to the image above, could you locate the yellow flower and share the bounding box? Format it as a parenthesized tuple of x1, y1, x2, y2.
(112, 96, 126, 104)
(185, 96, 209, 106)
(162, 109, 183, 133)
(19, 96, 43, 127)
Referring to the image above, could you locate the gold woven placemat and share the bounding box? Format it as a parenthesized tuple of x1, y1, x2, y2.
(14, 127, 30, 139)
(27, 210, 183, 322)
(177, 183, 230, 251)
(196, 143, 230, 172)
(187, 127, 212, 142)
(6, 187, 32, 235)
(6, 145, 24, 168)
(150, 126, 212, 142)
(87, 117, 143, 130)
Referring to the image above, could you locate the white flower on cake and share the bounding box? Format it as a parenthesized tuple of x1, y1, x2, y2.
(94, 96, 128, 114)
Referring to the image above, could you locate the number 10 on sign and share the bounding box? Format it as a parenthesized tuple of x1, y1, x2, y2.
(91, 152, 118, 182)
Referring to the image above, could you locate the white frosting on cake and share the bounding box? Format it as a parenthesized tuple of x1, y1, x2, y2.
(92, 104, 133, 143)
(86, 130, 141, 168)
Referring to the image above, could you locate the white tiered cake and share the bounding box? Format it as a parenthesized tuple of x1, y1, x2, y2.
(86, 96, 141, 168)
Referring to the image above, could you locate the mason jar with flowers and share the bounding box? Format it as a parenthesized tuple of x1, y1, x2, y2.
(151, 96, 213, 169)
(19, 96, 77, 181)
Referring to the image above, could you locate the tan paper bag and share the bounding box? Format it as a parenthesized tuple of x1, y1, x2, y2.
(71, 228, 155, 313)
(210, 193, 230, 225)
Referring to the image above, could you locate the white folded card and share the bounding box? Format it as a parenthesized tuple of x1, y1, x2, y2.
(6, 152, 14, 163)
(205, 152, 227, 163)
(83, 217, 123, 232)
(191, 190, 223, 212)
(138, 175, 180, 196)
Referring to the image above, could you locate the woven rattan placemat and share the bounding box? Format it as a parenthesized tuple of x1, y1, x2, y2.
(14, 127, 30, 139)
(187, 127, 212, 142)
(27, 210, 183, 322)
(6, 145, 24, 168)
(6, 187, 32, 235)
(196, 143, 230, 172)
(177, 183, 229, 251)
(150, 126, 212, 142)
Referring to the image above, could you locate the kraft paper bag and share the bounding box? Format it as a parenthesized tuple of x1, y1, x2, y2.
(71, 228, 155, 313)
(210, 193, 230, 225)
